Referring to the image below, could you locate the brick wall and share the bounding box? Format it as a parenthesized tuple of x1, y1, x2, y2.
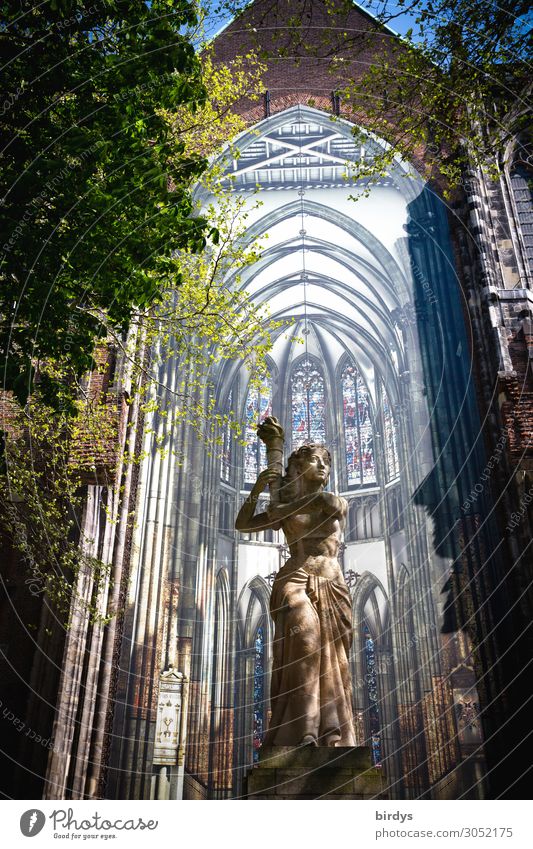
(210, 0, 434, 177)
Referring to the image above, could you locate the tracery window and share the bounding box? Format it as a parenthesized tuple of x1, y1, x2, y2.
(220, 388, 234, 483)
(291, 357, 326, 449)
(363, 621, 382, 767)
(244, 373, 272, 485)
(382, 388, 399, 481)
(252, 623, 266, 762)
(342, 363, 376, 486)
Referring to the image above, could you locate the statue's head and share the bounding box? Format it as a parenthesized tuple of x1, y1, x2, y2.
(283, 443, 331, 494)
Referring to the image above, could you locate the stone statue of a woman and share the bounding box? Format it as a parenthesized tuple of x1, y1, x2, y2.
(236, 416, 356, 747)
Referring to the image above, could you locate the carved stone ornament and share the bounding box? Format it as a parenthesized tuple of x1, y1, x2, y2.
(153, 667, 187, 766)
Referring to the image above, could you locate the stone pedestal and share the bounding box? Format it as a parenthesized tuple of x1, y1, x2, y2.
(245, 745, 385, 800)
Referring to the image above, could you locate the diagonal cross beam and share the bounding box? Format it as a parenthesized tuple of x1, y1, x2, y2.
(224, 132, 361, 181)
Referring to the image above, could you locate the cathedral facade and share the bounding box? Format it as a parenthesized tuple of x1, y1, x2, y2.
(2, 0, 532, 802)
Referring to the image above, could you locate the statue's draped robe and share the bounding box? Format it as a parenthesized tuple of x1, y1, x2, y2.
(264, 559, 356, 746)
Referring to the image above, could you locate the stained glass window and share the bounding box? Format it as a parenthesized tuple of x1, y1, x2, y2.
(244, 374, 272, 485)
(382, 389, 399, 481)
(363, 621, 382, 767)
(291, 358, 326, 449)
(342, 363, 376, 486)
(253, 623, 265, 762)
(220, 389, 233, 483)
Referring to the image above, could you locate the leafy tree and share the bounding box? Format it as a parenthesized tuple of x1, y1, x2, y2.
(74, 45, 274, 449)
(214, 0, 531, 190)
(0, 180, 281, 625)
(0, 394, 116, 625)
(1, 0, 212, 409)
(0, 30, 281, 622)
(339, 0, 533, 188)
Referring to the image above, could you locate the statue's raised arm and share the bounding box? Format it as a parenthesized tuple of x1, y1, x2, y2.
(234, 417, 285, 533)
(257, 415, 285, 505)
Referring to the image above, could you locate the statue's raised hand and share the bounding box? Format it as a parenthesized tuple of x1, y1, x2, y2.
(257, 416, 285, 448)
(251, 467, 281, 499)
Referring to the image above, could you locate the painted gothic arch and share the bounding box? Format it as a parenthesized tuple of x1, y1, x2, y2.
(97, 101, 493, 801)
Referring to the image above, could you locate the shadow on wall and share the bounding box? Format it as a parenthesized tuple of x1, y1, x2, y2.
(407, 185, 530, 798)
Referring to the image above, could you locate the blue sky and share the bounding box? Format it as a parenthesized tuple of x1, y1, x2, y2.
(201, 0, 424, 43)
(200, 0, 532, 52)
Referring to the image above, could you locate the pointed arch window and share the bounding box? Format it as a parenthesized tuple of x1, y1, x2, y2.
(382, 389, 400, 481)
(244, 373, 272, 486)
(220, 388, 234, 483)
(291, 357, 326, 449)
(363, 621, 382, 767)
(252, 623, 266, 762)
(342, 363, 376, 486)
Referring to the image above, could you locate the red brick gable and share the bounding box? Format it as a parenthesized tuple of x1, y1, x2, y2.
(208, 0, 436, 179)
(210, 0, 395, 119)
